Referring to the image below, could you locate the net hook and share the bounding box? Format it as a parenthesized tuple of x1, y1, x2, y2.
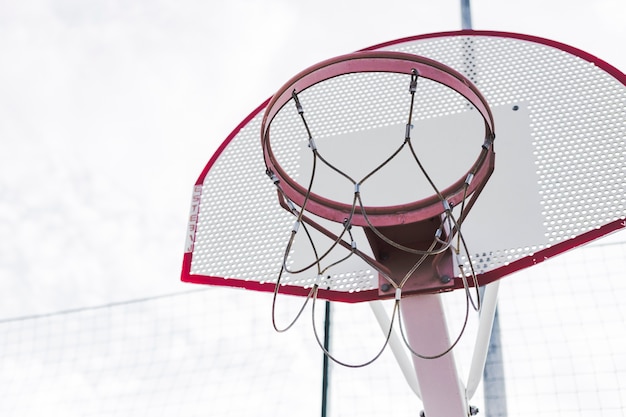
(409, 68, 419, 93)
(292, 89, 304, 114)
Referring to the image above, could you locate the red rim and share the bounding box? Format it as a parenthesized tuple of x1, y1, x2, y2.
(261, 50, 495, 227)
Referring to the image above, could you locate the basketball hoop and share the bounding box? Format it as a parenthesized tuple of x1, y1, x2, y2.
(261, 50, 496, 366)
(262, 51, 495, 228)
(262, 51, 494, 301)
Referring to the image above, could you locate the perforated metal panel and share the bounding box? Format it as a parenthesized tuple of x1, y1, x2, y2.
(182, 31, 626, 302)
(385, 34, 625, 272)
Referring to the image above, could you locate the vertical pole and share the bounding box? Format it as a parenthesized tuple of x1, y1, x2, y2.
(370, 301, 421, 399)
(320, 300, 331, 417)
(401, 294, 468, 417)
(483, 307, 508, 417)
(459, 2, 508, 413)
(474, 284, 508, 417)
(461, 0, 473, 30)
(466, 281, 501, 399)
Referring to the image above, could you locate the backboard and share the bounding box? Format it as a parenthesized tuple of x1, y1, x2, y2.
(182, 30, 625, 302)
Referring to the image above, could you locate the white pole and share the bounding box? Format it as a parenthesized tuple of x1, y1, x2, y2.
(369, 301, 421, 399)
(466, 280, 500, 399)
(401, 294, 468, 417)
(461, 0, 473, 30)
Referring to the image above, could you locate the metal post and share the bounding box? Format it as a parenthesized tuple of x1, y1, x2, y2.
(466, 281, 501, 399)
(370, 301, 421, 399)
(401, 294, 468, 417)
(459, 3, 508, 413)
(483, 307, 508, 417)
(461, 0, 473, 30)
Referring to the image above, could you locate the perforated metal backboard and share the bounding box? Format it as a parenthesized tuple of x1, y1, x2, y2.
(182, 31, 626, 302)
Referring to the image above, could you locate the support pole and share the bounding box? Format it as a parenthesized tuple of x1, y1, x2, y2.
(459, 2, 508, 414)
(483, 307, 508, 417)
(401, 294, 468, 417)
(466, 280, 500, 399)
(461, 0, 473, 30)
(370, 301, 421, 399)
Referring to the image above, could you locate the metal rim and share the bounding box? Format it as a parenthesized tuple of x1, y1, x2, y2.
(261, 50, 495, 227)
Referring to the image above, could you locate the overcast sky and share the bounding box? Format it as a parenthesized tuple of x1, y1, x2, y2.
(0, 2, 624, 417)
(0, 0, 624, 318)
